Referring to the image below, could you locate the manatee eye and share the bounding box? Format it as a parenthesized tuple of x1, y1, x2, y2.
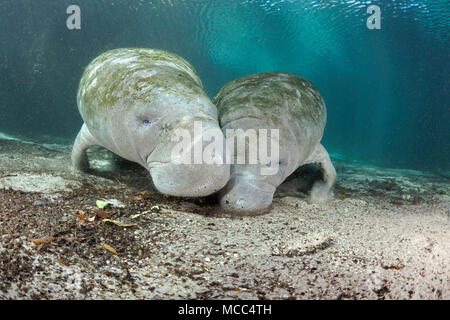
(138, 116, 160, 128)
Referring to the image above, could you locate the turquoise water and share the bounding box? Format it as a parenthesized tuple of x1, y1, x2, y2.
(0, 0, 448, 171)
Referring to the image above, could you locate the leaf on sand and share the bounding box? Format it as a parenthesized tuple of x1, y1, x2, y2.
(131, 205, 161, 219)
(73, 210, 95, 222)
(96, 200, 109, 209)
(99, 198, 126, 208)
(102, 219, 137, 227)
(73, 213, 88, 221)
(94, 209, 111, 219)
(131, 212, 148, 219)
(32, 236, 56, 245)
(130, 210, 153, 219)
(101, 243, 117, 254)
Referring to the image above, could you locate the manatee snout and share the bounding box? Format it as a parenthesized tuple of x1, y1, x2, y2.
(219, 176, 276, 214)
(149, 162, 229, 197)
(147, 120, 230, 197)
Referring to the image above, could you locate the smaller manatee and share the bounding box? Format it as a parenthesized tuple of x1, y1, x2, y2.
(213, 72, 336, 214)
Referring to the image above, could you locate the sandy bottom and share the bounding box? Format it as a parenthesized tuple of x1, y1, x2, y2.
(0, 138, 448, 300)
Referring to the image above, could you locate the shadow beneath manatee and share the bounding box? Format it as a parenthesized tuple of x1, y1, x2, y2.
(82, 146, 329, 217)
(84, 146, 152, 189)
(183, 164, 327, 217)
(275, 164, 324, 199)
(185, 164, 328, 217)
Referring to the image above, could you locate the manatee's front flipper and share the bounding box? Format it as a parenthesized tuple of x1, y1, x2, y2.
(71, 123, 98, 171)
(304, 144, 337, 203)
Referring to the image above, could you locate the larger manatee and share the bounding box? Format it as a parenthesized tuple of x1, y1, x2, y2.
(72, 48, 230, 197)
(213, 72, 336, 213)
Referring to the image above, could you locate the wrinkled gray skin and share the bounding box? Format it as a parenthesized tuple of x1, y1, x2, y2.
(213, 72, 336, 213)
(72, 48, 230, 197)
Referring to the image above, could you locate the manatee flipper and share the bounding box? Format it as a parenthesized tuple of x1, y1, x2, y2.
(71, 123, 98, 171)
(304, 144, 336, 203)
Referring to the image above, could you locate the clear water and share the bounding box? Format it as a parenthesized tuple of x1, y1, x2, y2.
(0, 0, 448, 172)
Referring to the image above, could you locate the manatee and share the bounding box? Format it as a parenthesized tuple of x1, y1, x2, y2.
(213, 72, 336, 213)
(72, 48, 230, 197)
